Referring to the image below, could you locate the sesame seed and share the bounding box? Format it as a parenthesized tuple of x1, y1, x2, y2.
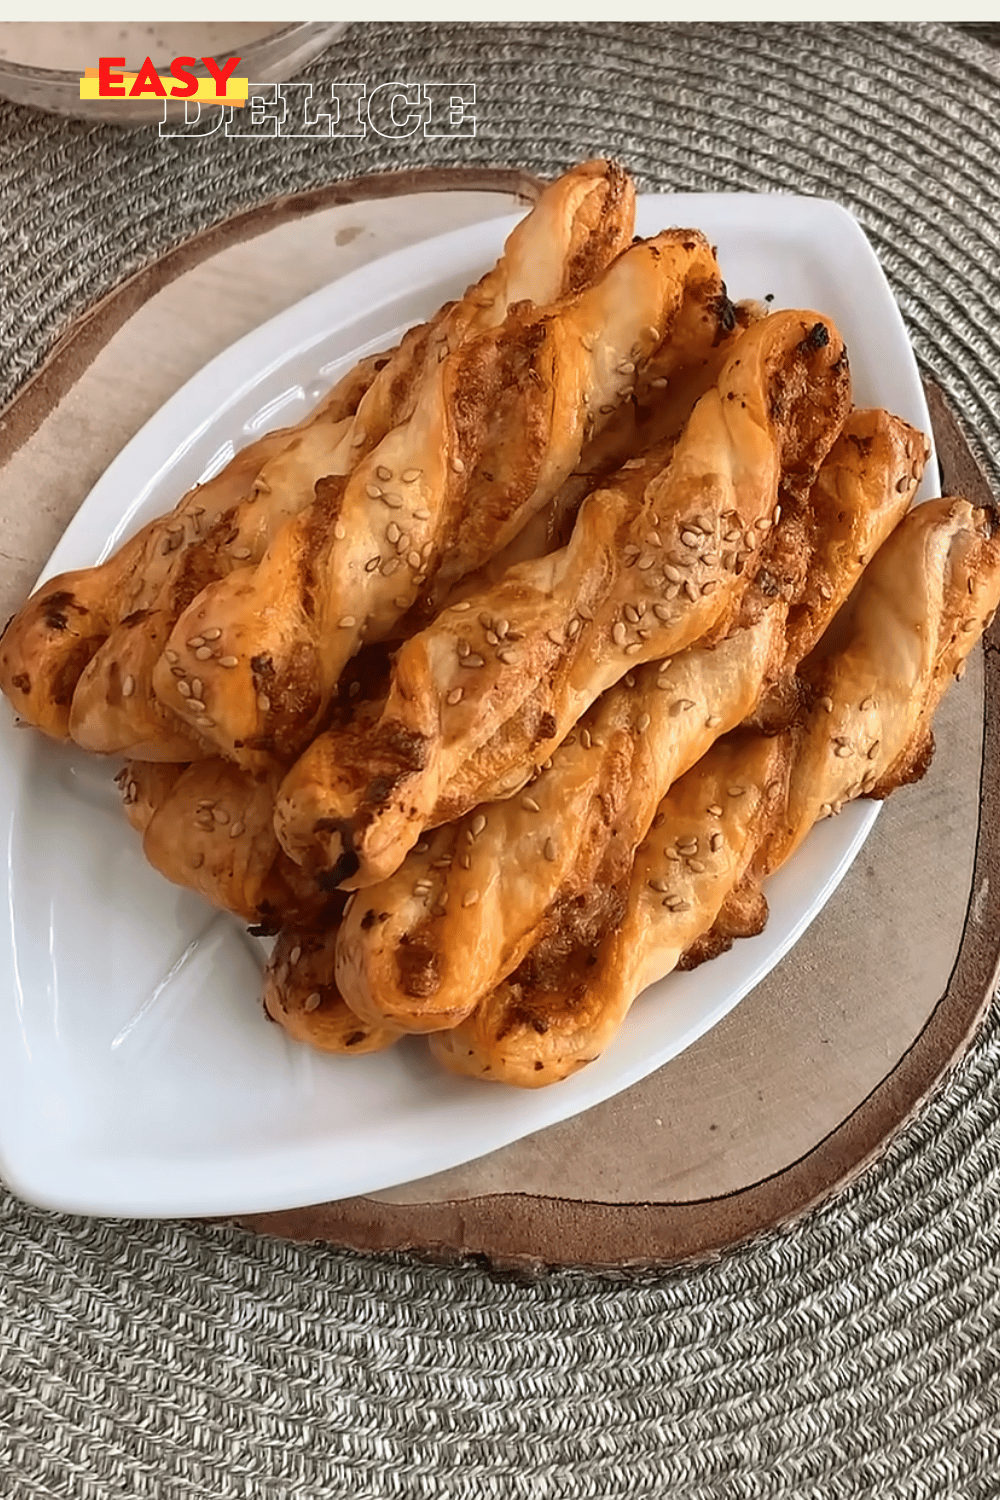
(188, 636, 205, 649)
(122, 675, 135, 698)
(365, 556, 380, 573)
(625, 643, 643, 656)
(471, 814, 487, 837)
(195, 646, 213, 661)
(447, 688, 464, 706)
(402, 468, 422, 483)
(636, 712, 651, 732)
(706, 713, 722, 728)
(219, 656, 238, 668)
(701, 581, 718, 596)
(581, 728, 592, 749)
(707, 804, 723, 816)
(303, 992, 322, 1013)
(819, 802, 833, 817)
(546, 629, 564, 646)
(202, 628, 222, 641)
(460, 853, 471, 870)
(648, 878, 672, 893)
(197, 716, 215, 728)
(651, 376, 668, 388)
(165, 650, 179, 664)
(498, 649, 516, 664)
(178, 681, 191, 697)
(567, 618, 582, 638)
(232, 547, 252, 560)
(213, 808, 229, 825)
(457, 639, 471, 658)
(289, 946, 302, 966)
(819, 696, 834, 713)
(710, 834, 723, 851)
(338, 616, 356, 628)
(386, 522, 401, 543)
(407, 551, 421, 569)
(451, 601, 472, 612)
(667, 898, 691, 912)
(624, 604, 640, 624)
(451, 456, 465, 474)
(188, 700, 205, 713)
(834, 744, 852, 758)
(229, 822, 245, 839)
(365, 483, 382, 499)
(638, 555, 655, 571)
(376, 465, 393, 482)
(688, 860, 706, 874)
(543, 838, 557, 862)
(728, 785, 745, 797)
(684, 580, 698, 602)
(678, 839, 698, 854)
(681, 531, 701, 549)
(382, 558, 401, 576)
(867, 742, 880, 760)
(191, 679, 203, 698)
(612, 622, 627, 646)
(461, 654, 485, 669)
(382, 493, 404, 509)
(861, 696, 876, 711)
(462, 890, 479, 907)
(522, 796, 541, 812)
(257, 694, 271, 713)
(617, 360, 636, 375)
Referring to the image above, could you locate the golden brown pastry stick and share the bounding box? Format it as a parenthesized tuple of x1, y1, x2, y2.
(276, 404, 921, 1040)
(264, 927, 402, 1056)
(119, 758, 335, 929)
(329, 405, 923, 1033)
(276, 309, 851, 888)
(152, 229, 732, 771)
(332, 606, 786, 1035)
(65, 162, 636, 761)
(432, 496, 1000, 1087)
(431, 299, 773, 614)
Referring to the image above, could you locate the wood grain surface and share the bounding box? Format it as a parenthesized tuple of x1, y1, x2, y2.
(0, 171, 994, 1270)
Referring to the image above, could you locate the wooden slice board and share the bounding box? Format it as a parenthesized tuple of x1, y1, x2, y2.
(1, 170, 996, 1271)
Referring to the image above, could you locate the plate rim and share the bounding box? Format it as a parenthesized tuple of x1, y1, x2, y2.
(0, 188, 932, 1217)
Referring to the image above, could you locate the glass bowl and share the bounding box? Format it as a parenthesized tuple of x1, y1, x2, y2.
(0, 22, 347, 124)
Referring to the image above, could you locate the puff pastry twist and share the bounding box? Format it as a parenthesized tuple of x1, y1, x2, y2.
(432, 497, 1000, 1085)
(276, 309, 851, 888)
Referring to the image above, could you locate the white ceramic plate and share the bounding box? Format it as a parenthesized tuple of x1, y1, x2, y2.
(0, 193, 934, 1217)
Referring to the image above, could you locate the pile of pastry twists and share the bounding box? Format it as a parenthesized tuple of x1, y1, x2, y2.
(4, 161, 999, 1088)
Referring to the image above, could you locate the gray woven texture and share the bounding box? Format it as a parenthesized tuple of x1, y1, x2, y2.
(4, 21, 1000, 1498)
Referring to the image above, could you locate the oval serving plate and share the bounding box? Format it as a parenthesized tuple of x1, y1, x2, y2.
(0, 193, 934, 1217)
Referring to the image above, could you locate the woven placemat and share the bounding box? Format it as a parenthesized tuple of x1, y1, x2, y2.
(4, 22, 1000, 1497)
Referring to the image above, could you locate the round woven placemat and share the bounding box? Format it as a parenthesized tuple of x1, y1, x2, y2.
(4, 22, 1000, 1498)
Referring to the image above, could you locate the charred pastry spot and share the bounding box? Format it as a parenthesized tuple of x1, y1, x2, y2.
(710, 290, 737, 343)
(373, 358, 390, 371)
(360, 907, 378, 931)
(327, 849, 361, 888)
(396, 936, 440, 998)
(344, 1030, 367, 1048)
(535, 711, 558, 744)
(10, 672, 30, 694)
(43, 612, 69, 632)
(248, 919, 280, 937)
(121, 609, 151, 628)
(801, 321, 830, 352)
